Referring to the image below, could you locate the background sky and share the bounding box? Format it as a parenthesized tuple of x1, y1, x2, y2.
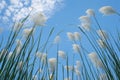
(0, 0, 120, 79)
(46, 0, 120, 57)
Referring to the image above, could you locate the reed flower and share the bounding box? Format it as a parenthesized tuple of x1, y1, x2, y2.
(41, 53, 47, 64)
(16, 39, 22, 46)
(36, 52, 47, 64)
(74, 69, 80, 76)
(18, 61, 23, 69)
(16, 39, 22, 54)
(74, 61, 81, 72)
(99, 6, 116, 15)
(99, 73, 108, 80)
(35, 52, 43, 59)
(32, 75, 38, 80)
(54, 35, 61, 44)
(23, 28, 34, 38)
(38, 68, 42, 74)
(86, 9, 95, 16)
(30, 11, 47, 26)
(7, 52, 13, 59)
(14, 22, 22, 31)
(0, 49, 7, 58)
(88, 52, 103, 68)
(79, 15, 91, 23)
(74, 32, 81, 41)
(76, 60, 81, 68)
(97, 30, 108, 39)
(81, 23, 90, 31)
(48, 58, 57, 72)
(64, 66, 73, 71)
(72, 44, 80, 53)
(79, 15, 91, 31)
(58, 50, 66, 59)
(97, 39, 106, 48)
(67, 32, 74, 41)
(64, 77, 71, 80)
(49, 74, 53, 79)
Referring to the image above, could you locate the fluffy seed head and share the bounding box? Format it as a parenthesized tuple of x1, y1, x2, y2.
(88, 52, 103, 68)
(64, 77, 71, 80)
(76, 60, 81, 68)
(67, 32, 74, 41)
(81, 23, 90, 31)
(18, 61, 23, 69)
(74, 32, 81, 41)
(99, 6, 116, 15)
(58, 50, 66, 59)
(79, 15, 91, 23)
(99, 73, 108, 80)
(48, 58, 57, 72)
(23, 28, 34, 38)
(97, 39, 106, 48)
(86, 9, 95, 16)
(97, 30, 108, 39)
(41, 53, 47, 64)
(72, 44, 80, 53)
(54, 35, 61, 44)
(30, 11, 47, 26)
(7, 52, 13, 59)
(64, 66, 73, 71)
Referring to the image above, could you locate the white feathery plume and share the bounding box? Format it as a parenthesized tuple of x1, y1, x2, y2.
(99, 6, 116, 15)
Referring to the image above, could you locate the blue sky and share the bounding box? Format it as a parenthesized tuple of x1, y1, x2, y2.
(0, 0, 120, 79)
(46, 0, 120, 54)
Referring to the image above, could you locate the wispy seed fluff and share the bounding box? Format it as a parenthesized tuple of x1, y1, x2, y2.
(30, 11, 47, 26)
(64, 66, 73, 71)
(23, 28, 34, 38)
(64, 77, 71, 80)
(16, 39, 22, 46)
(74, 69, 80, 76)
(76, 60, 81, 69)
(41, 54, 47, 64)
(48, 58, 57, 72)
(81, 23, 90, 31)
(7, 52, 13, 59)
(67, 32, 74, 41)
(88, 52, 103, 68)
(32, 75, 38, 80)
(36, 52, 47, 64)
(16, 39, 22, 55)
(74, 32, 81, 41)
(58, 50, 66, 59)
(99, 73, 108, 80)
(79, 15, 91, 23)
(97, 39, 106, 48)
(18, 61, 23, 69)
(99, 6, 116, 15)
(79, 15, 91, 31)
(97, 30, 108, 39)
(54, 35, 61, 44)
(86, 9, 95, 16)
(67, 32, 81, 41)
(14, 22, 23, 31)
(72, 44, 80, 53)
(35, 52, 43, 59)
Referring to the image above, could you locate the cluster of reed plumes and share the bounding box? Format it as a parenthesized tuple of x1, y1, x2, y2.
(0, 6, 120, 80)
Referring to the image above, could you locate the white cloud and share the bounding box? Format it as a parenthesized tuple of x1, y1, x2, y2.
(10, 0, 20, 5)
(0, 0, 7, 10)
(0, 0, 63, 23)
(5, 10, 11, 17)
